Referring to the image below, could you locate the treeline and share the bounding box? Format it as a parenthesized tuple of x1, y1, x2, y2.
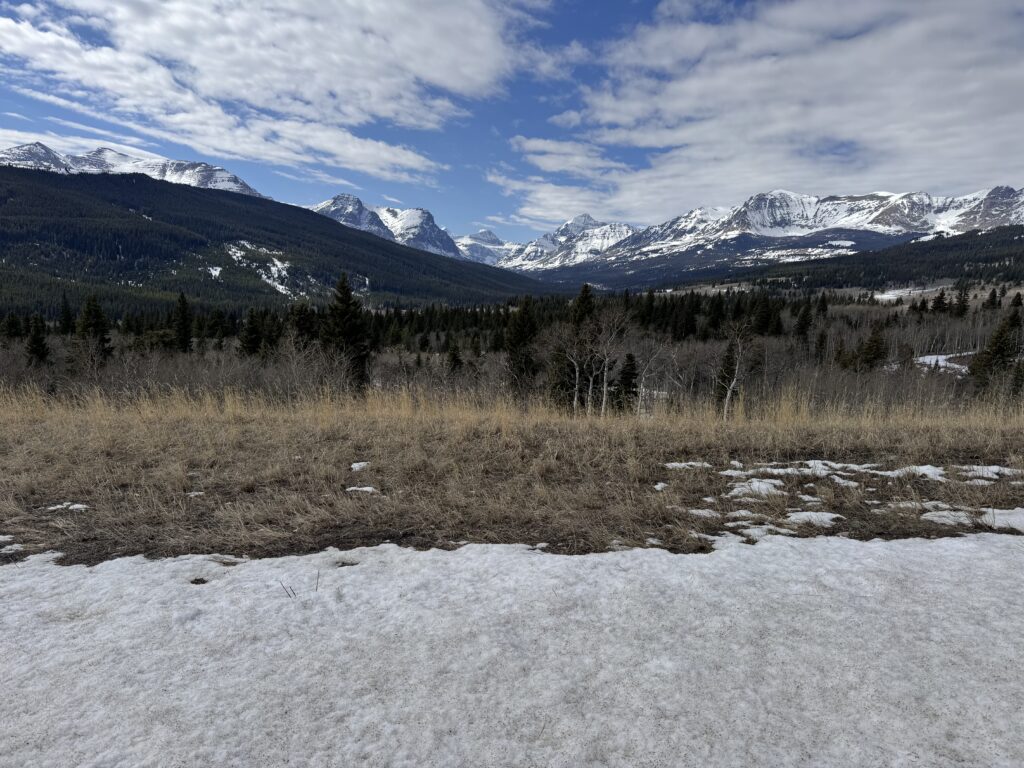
(4, 276, 1023, 415)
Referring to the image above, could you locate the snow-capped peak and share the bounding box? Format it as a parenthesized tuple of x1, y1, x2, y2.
(0, 142, 262, 196)
(311, 194, 395, 241)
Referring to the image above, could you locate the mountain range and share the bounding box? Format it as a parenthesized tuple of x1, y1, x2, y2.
(309, 187, 1024, 286)
(0, 142, 262, 197)
(4, 140, 1023, 289)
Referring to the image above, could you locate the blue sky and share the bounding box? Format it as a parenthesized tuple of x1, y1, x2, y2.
(1, 0, 1022, 243)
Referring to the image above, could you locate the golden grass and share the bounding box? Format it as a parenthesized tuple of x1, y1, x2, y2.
(0, 387, 1021, 564)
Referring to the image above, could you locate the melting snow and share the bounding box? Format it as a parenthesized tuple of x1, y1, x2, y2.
(786, 511, 844, 527)
(7, 537, 1024, 763)
(665, 461, 712, 470)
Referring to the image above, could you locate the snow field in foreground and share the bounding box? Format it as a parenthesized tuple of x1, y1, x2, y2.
(3, 535, 1024, 767)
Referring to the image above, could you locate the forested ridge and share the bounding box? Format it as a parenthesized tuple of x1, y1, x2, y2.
(0, 167, 545, 313)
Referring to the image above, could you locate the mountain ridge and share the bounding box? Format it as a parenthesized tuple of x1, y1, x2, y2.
(0, 142, 263, 197)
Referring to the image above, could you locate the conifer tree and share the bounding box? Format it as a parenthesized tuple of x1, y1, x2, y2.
(794, 300, 813, 339)
(59, 292, 75, 335)
(446, 341, 463, 373)
(1010, 362, 1024, 399)
(288, 301, 319, 349)
(953, 286, 970, 317)
(1, 312, 24, 341)
(571, 284, 596, 327)
(506, 297, 539, 389)
(615, 353, 638, 410)
(25, 315, 49, 366)
(930, 289, 948, 313)
(856, 325, 889, 371)
(320, 274, 370, 390)
(815, 293, 829, 316)
(238, 308, 263, 357)
(172, 292, 192, 353)
(969, 308, 1022, 385)
(75, 295, 112, 362)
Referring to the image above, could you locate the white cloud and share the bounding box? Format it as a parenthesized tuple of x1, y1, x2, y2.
(0, 0, 557, 183)
(0, 125, 164, 158)
(273, 169, 360, 190)
(45, 116, 153, 147)
(495, 0, 1024, 225)
(510, 135, 629, 180)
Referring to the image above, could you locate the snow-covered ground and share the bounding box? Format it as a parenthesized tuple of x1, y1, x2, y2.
(3, 535, 1024, 766)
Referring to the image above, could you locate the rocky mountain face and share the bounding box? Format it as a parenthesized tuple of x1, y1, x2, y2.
(310, 194, 395, 242)
(312, 194, 462, 259)
(603, 188, 1024, 268)
(0, 142, 263, 197)
(372, 206, 462, 259)
(452, 230, 521, 265)
(497, 215, 640, 270)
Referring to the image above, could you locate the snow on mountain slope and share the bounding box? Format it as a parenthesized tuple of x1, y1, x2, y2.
(0, 142, 72, 173)
(310, 194, 395, 242)
(498, 214, 638, 270)
(372, 206, 462, 259)
(601, 186, 1024, 267)
(453, 230, 521, 265)
(0, 142, 262, 197)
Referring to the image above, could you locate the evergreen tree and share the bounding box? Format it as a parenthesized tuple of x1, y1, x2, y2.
(953, 286, 970, 317)
(506, 297, 539, 389)
(615, 353, 639, 410)
(320, 274, 370, 390)
(75, 295, 112, 361)
(751, 295, 774, 335)
(1009, 362, 1024, 399)
(930, 289, 948, 313)
(814, 329, 828, 363)
(571, 284, 596, 327)
(794, 300, 813, 340)
(969, 309, 1022, 385)
(288, 301, 319, 349)
(446, 341, 463, 373)
(238, 308, 264, 356)
(25, 314, 49, 366)
(59, 292, 75, 335)
(1011, 292, 1023, 308)
(172, 292, 192, 353)
(856, 325, 889, 371)
(1, 312, 24, 341)
(815, 293, 829, 316)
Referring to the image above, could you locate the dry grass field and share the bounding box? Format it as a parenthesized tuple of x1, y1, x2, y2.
(1, 387, 1022, 565)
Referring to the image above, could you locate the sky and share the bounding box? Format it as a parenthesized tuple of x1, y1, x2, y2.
(1, 0, 1022, 243)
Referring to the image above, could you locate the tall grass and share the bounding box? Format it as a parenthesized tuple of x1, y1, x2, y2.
(1, 385, 1020, 565)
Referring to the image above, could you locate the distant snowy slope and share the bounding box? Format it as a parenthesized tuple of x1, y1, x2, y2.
(371, 205, 462, 259)
(311, 194, 395, 242)
(0, 142, 263, 197)
(453, 230, 521, 265)
(498, 214, 639, 270)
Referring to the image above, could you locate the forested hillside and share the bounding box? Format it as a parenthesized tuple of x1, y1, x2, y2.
(0, 167, 544, 314)
(735, 227, 1024, 290)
